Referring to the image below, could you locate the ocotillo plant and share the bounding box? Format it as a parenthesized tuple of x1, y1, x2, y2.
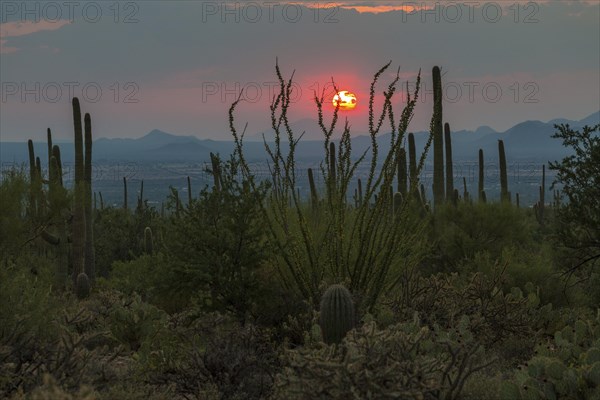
(478, 149, 485, 203)
(319, 284, 355, 345)
(229, 62, 430, 312)
(498, 140, 509, 203)
(432, 66, 445, 207)
(444, 123, 454, 200)
(71, 98, 86, 285)
(84, 112, 95, 283)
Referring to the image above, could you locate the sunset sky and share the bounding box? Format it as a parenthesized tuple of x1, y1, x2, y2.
(1, 0, 599, 141)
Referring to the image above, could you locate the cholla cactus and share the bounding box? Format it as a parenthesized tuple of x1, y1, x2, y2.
(319, 284, 355, 344)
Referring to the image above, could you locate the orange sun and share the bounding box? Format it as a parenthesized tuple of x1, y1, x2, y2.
(332, 91, 357, 111)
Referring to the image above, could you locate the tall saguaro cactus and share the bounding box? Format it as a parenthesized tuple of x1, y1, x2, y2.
(71, 98, 86, 285)
(408, 133, 418, 191)
(84, 112, 95, 283)
(444, 123, 454, 199)
(397, 148, 407, 197)
(432, 66, 445, 207)
(478, 149, 485, 203)
(307, 168, 319, 209)
(498, 140, 509, 203)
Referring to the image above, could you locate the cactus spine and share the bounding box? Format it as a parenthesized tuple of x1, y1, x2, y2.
(498, 140, 509, 203)
(444, 123, 454, 200)
(319, 284, 355, 345)
(432, 66, 445, 207)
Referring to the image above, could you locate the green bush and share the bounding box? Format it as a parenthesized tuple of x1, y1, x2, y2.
(161, 155, 273, 321)
(433, 202, 536, 271)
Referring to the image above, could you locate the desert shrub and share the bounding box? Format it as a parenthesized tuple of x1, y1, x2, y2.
(94, 207, 163, 278)
(433, 202, 536, 272)
(161, 155, 273, 321)
(0, 290, 117, 398)
(382, 267, 552, 353)
(459, 248, 567, 307)
(141, 312, 281, 400)
(0, 169, 29, 259)
(274, 317, 495, 399)
(9, 374, 96, 400)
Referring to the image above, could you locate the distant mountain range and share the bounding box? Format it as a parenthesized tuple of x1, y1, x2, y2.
(2, 111, 598, 165)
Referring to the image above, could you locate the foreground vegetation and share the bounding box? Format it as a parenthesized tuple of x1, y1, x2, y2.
(1, 63, 599, 399)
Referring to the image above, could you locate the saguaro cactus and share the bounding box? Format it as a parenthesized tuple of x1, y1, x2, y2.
(432, 66, 445, 207)
(187, 176, 192, 206)
(84, 112, 95, 283)
(478, 149, 485, 203)
(75, 272, 90, 299)
(535, 164, 546, 225)
(397, 148, 407, 197)
(408, 133, 417, 191)
(319, 284, 355, 344)
(72, 98, 86, 285)
(498, 140, 509, 203)
(308, 168, 319, 209)
(444, 123, 454, 200)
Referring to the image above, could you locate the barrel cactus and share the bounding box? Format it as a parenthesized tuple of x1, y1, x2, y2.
(319, 284, 355, 344)
(75, 272, 90, 299)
